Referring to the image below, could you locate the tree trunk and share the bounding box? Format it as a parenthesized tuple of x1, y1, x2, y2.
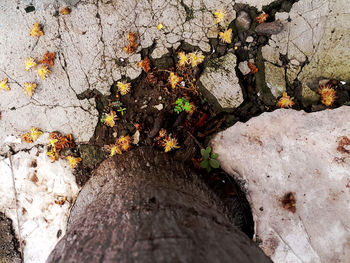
(47, 147, 271, 263)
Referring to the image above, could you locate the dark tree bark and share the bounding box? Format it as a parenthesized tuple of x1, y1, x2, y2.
(47, 147, 271, 263)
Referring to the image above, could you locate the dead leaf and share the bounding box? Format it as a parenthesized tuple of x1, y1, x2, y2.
(123, 32, 138, 54)
(248, 62, 258, 74)
(40, 51, 56, 66)
(137, 57, 151, 73)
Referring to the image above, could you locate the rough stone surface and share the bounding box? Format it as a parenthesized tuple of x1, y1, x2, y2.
(255, 21, 284, 35)
(263, 0, 350, 92)
(199, 53, 243, 109)
(235, 0, 276, 11)
(0, 147, 80, 263)
(235, 11, 252, 31)
(212, 107, 350, 263)
(264, 62, 286, 98)
(238, 61, 251, 75)
(0, 213, 21, 263)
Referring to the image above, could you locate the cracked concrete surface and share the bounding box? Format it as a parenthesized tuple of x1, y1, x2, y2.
(263, 0, 350, 95)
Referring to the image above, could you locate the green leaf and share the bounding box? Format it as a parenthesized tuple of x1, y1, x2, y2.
(200, 159, 209, 168)
(209, 158, 220, 169)
(183, 101, 192, 112)
(206, 166, 212, 172)
(344, 101, 350, 106)
(211, 153, 218, 159)
(174, 106, 182, 114)
(201, 148, 209, 159)
(205, 147, 211, 154)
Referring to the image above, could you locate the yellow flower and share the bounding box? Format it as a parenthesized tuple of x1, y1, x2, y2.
(117, 81, 131, 95)
(110, 145, 122, 156)
(318, 84, 336, 107)
(0, 78, 10, 91)
(189, 51, 205, 67)
(30, 22, 44, 37)
(48, 138, 58, 150)
(214, 10, 225, 24)
(276, 92, 295, 108)
(156, 23, 164, 30)
(102, 111, 118, 127)
(66, 156, 82, 169)
(163, 136, 180, 153)
(25, 57, 37, 71)
(47, 150, 58, 161)
(30, 127, 43, 141)
(169, 72, 183, 89)
(219, 28, 232, 44)
(178, 52, 188, 67)
(37, 65, 51, 80)
(23, 82, 37, 97)
(117, 135, 131, 151)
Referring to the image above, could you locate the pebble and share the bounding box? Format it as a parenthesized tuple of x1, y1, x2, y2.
(238, 61, 251, 75)
(140, 105, 147, 109)
(153, 104, 164, 111)
(255, 20, 284, 35)
(158, 96, 162, 100)
(290, 59, 300, 66)
(236, 11, 251, 31)
(246, 36, 254, 43)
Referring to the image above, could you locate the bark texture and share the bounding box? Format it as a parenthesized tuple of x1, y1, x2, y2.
(47, 147, 271, 263)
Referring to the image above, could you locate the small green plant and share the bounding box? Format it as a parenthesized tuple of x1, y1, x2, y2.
(174, 97, 192, 114)
(200, 147, 219, 172)
(117, 106, 127, 116)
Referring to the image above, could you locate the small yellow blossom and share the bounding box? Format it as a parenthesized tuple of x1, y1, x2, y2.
(188, 51, 205, 67)
(30, 22, 44, 37)
(48, 138, 58, 150)
(156, 23, 164, 30)
(30, 127, 43, 141)
(276, 92, 295, 108)
(117, 135, 131, 151)
(219, 28, 232, 44)
(47, 150, 58, 161)
(25, 57, 37, 71)
(102, 111, 118, 127)
(23, 82, 37, 97)
(66, 156, 82, 169)
(169, 72, 183, 89)
(213, 10, 225, 24)
(117, 81, 131, 95)
(178, 52, 188, 67)
(0, 78, 10, 91)
(163, 136, 180, 153)
(37, 65, 51, 80)
(110, 145, 122, 156)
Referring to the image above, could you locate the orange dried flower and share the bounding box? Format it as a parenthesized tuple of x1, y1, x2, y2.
(137, 57, 151, 73)
(123, 32, 138, 54)
(40, 51, 56, 66)
(318, 84, 336, 106)
(60, 7, 71, 15)
(30, 22, 44, 37)
(116, 135, 131, 151)
(248, 62, 258, 74)
(256, 12, 269, 24)
(276, 92, 294, 108)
